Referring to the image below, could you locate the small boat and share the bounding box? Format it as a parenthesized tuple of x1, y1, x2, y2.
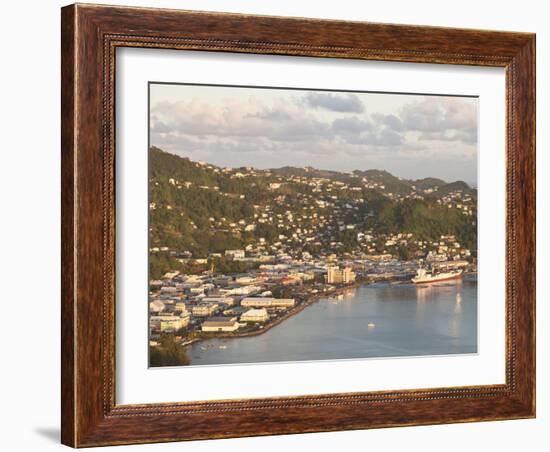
(219, 345, 227, 350)
(367, 322, 376, 328)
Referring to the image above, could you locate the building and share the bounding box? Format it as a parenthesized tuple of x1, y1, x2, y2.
(222, 306, 247, 317)
(201, 297, 236, 306)
(201, 317, 240, 332)
(240, 297, 295, 308)
(160, 286, 178, 294)
(149, 299, 165, 313)
(225, 249, 245, 259)
(191, 302, 219, 317)
(235, 275, 257, 285)
(149, 313, 173, 329)
(241, 308, 269, 322)
(325, 266, 356, 284)
(174, 302, 189, 314)
(150, 312, 190, 332)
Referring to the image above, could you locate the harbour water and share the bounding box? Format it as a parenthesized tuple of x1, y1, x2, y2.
(187, 276, 477, 366)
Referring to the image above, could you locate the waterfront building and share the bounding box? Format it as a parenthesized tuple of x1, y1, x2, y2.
(201, 317, 240, 332)
(149, 312, 174, 329)
(241, 308, 269, 322)
(241, 297, 295, 308)
(325, 266, 357, 284)
(150, 312, 189, 332)
(433, 260, 469, 269)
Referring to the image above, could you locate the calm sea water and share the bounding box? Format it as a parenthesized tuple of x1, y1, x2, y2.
(187, 276, 477, 366)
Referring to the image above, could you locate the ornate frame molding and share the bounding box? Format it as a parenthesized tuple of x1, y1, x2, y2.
(62, 4, 535, 447)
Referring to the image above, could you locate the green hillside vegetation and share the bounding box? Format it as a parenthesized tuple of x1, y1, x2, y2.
(148, 147, 477, 278)
(374, 199, 476, 248)
(413, 177, 446, 190)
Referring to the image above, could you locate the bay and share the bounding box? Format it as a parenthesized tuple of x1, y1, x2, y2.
(187, 276, 477, 366)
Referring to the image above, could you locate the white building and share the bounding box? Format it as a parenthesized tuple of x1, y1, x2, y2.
(201, 317, 240, 332)
(240, 297, 295, 308)
(241, 308, 269, 323)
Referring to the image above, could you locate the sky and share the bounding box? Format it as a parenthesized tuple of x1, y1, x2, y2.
(149, 83, 478, 183)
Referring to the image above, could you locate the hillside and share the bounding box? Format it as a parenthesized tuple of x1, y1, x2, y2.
(149, 147, 477, 278)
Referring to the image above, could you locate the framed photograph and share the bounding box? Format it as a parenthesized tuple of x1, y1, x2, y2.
(61, 4, 536, 447)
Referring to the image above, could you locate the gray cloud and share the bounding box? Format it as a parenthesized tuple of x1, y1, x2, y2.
(400, 97, 477, 145)
(150, 120, 173, 134)
(246, 109, 291, 121)
(332, 117, 371, 134)
(419, 127, 477, 144)
(269, 119, 332, 142)
(372, 113, 403, 132)
(343, 128, 403, 147)
(302, 93, 365, 113)
(332, 115, 404, 147)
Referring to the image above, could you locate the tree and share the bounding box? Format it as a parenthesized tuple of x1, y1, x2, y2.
(149, 335, 191, 367)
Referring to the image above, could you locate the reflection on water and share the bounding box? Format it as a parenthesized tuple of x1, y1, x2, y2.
(187, 276, 478, 366)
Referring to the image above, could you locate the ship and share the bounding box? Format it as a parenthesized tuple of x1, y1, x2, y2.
(412, 267, 463, 284)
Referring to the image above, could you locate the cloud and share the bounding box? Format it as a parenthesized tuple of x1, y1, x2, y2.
(246, 109, 291, 121)
(342, 128, 403, 147)
(332, 117, 371, 134)
(418, 127, 477, 144)
(372, 113, 403, 131)
(332, 115, 404, 147)
(400, 97, 477, 144)
(150, 120, 173, 134)
(149, 89, 477, 181)
(151, 98, 334, 144)
(301, 93, 365, 113)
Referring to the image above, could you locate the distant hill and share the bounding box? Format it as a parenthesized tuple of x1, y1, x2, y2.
(433, 180, 473, 197)
(271, 166, 352, 183)
(413, 177, 446, 190)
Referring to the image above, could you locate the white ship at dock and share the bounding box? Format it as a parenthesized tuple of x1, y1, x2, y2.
(412, 267, 463, 284)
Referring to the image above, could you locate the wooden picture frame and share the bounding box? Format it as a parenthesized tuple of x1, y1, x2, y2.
(61, 3, 535, 447)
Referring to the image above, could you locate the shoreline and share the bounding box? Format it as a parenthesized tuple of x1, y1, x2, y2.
(181, 281, 361, 347)
(181, 273, 477, 348)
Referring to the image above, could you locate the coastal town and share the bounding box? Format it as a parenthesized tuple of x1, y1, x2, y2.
(149, 247, 475, 348)
(148, 148, 477, 362)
